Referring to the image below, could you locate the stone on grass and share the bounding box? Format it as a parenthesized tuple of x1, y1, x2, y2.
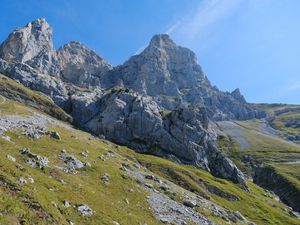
(144, 183, 153, 189)
(124, 198, 129, 204)
(17, 177, 27, 184)
(49, 131, 61, 140)
(183, 199, 197, 208)
(80, 152, 88, 157)
(101, 173, 110, 184)
(27, 177, 34, 183)
(77, 204, 93, 217)
(20, 147, 49, 169)
(63, 200, 71, 208)
(6, 154, 16, 162)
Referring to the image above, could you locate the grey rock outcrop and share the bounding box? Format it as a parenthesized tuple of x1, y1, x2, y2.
(77, 204, 93, 217)
(20, 147, 49, 169)
(104, 34, 265, 120)
(0, 58, 69, 108)
(57, 41, 112, 88)
(105, 34, 205, 97)
(0, 18, 60, 76)
(68, 90, 103, 125)
(59, 152, 89, 169)
(76, 88, 244, 183)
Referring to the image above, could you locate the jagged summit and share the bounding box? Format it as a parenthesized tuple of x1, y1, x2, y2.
(57, 41, 112, 88)
(105, 34, 263, 120)
(25, 18, 49, 30)
(106, 33, 207, 106)
(0, 18, 60, 76)
(0, 18, 265, 120)
(231, 88, 246, 103)
(148, 34, 176, 48)
(143, 34, 198, 65)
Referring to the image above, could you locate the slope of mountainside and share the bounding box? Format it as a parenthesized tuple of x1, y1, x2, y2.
(217, 119, 300, 213)
(0, 74, 72, 122)
(256, 103, 300, 144)
(0, 91, 299, 225)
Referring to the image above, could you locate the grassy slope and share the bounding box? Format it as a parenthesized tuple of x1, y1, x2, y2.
(0, 74, 72, 122)
(0, 126, 160, 225)
(0, 99, 298, 224)
(121, 150, 299, 225)
(256, 103, 300, 138)
(217, 119, 300, 213)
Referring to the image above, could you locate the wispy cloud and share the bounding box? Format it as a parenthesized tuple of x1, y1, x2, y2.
(168, 0, 243, 41)
(165, 20, 182, 35)
(134, 0, 243, 56)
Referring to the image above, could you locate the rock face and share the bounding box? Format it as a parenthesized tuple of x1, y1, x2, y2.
(104, 34, 265, 120)
(57, 41, 112, 88)
(105, 34, 205, 97)
(0, 18, 60, 76)
(74, 88, 244, 183)
(254, 166, 300, 213)
(0, 58, 69, 108)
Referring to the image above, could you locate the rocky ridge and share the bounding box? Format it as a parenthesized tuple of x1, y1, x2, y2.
(57, 41, 112, 88)
(0, 18, 265, 184)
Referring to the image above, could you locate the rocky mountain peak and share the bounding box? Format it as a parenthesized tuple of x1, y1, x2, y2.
(27, 18, 50, 32)
(148, 34, 176, 49)
(0, 18, 60, 76)
(107, 34, 206, 101)
(57, 41, 112, 88)
(231, 88, 246, 104)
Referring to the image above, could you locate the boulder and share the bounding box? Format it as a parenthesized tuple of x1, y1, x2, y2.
(77, 204, 93, 217)
(183, 199, 197, 208)
(49, 131, 61, 140)
(20, 147, 49, 169)
(6, 154, 16, 162)
(59, 152, 87, 169)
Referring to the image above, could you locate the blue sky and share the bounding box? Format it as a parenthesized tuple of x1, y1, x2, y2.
(1, 0, 300, 104)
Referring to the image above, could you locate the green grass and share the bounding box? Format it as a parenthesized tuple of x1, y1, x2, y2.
(0, 80, 299, 224)
(219, 120, 300, 186)
(0, 97, 33, 116)
(159, 110, 172, 116)
(255, 103, 300, 115)
(0, 112, 298, 224)
(0, 127, 161, 225)
(0, 74, 72, 122)
(272, 111, 300, 135)
(118, 149, 299, 225)
(255, 103, 300, 138)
